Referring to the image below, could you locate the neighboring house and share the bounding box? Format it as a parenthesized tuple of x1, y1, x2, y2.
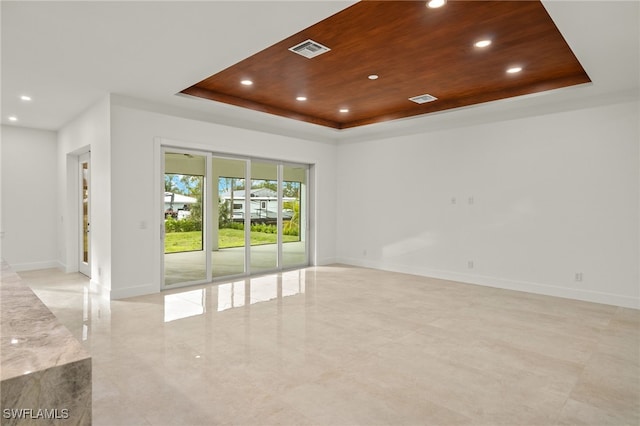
(219, 188, 295, 222)
(164, 192, 198, 218)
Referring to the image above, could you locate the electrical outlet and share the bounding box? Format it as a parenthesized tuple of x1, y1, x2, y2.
(468, 260, 474, 269)
(575, 272, 583, 282)
(468, 196, 474, 205)
(363, 249, 367, 256)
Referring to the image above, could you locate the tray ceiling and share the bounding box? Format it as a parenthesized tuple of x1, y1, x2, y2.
(185, 1, 590, 129)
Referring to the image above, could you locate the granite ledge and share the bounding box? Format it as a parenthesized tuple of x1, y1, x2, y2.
(1, 260, 92, 425)
(1, 261, 91, 382)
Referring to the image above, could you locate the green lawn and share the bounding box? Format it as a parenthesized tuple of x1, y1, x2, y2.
(165, 231, 202, 253)
(165, 229, 299, 253)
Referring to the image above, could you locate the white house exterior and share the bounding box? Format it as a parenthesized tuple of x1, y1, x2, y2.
(219, 188, 294, 222)
(164, 192, 197, 218)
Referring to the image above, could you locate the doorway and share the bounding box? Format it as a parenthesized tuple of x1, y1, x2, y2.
(162, 149, 309, 288)
(78, 152, 91, 277)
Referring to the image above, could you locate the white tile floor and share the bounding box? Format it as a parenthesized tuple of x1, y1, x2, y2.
(19, 265, 640, 426)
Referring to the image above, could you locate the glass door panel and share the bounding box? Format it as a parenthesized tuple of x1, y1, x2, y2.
(163, 151, 207, 286)
(250, 161, 278, 273)
(282, 165, 308, 268)
(79, 152, 91, 277)
(212, 157, 246, 278)
(161, 148, 311, 285)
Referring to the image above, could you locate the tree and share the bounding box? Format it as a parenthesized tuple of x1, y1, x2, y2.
(165, 175, 184, 194)
(283, 181, 300, 198)
(218, 197, 231, 227)
(181, 175, 202, 222)
(164, 175, 181, 210)
(252, 180, 277, 192)
(283, 200, 300, 237)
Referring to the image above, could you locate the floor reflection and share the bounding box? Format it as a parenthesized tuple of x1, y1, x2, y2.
(164, 289, 206, 322)
(16, 266, 639, 426)
(163, 270, 306, 320)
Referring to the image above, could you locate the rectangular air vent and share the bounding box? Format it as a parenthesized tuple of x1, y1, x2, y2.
(409, 94, 438, 104)
(289, 39, 331, 59)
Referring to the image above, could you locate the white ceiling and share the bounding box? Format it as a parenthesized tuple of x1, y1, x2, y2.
(2, 1, 638, 144)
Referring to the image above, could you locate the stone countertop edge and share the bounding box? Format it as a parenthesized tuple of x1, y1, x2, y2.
(1, 261, 91, 382)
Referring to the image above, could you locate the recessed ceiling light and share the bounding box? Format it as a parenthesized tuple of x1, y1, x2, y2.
(339, 108, 349, 113)
(427, 0, 446, 8)
(368, 74, 379, 80)
(296, 96, 307, 101)
(240, 80, 253, 86)
(506, 66, 523, 74)
(8, 116, 18, 122)
(474, 40, 492, 48)
(20, 95, 32, 101)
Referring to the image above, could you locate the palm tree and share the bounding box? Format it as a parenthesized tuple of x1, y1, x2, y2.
(164, 175, 180, 210)
(283, 201, 300, 238)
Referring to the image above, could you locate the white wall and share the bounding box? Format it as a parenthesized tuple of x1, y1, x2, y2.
(57, 96, 111, 291)
(336, 100, 640, 308)
(5, 96, 637, 309)
(1, 126, 58, 270)
(109, 102, 338, 299)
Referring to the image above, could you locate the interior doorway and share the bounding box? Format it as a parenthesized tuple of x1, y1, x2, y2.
(78, 152, 91, 277)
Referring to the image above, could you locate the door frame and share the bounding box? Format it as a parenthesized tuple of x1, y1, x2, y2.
(78, 151, 91, 277)
(155, 138, 314, 292)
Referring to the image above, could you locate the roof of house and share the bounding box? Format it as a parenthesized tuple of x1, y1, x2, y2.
(164, 192, 197, 205)
(220, 188, 295, 201)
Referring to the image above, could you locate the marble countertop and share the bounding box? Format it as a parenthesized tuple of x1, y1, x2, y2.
(1, 261, 91, 381)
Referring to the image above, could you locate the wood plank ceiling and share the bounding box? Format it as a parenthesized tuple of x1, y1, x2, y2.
(181, 0, 591, 130)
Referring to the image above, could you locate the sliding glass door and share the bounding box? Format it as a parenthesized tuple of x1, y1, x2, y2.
(282, 164, 308, 268)
(212, 157, 246, 278)
(162, 150, 309, 288)
(250, 161, 279, 273)
(163, 150, 209, 287)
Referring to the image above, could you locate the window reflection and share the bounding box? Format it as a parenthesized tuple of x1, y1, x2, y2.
(164, 289, 206, 322)
(250, 277, 278, 304)
(216, 277, 284, 311)
(164, 272, 307, 320)
(217, 281, 246, 312)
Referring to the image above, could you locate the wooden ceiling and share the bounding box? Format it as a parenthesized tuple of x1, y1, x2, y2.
(181, 1, 591, 130)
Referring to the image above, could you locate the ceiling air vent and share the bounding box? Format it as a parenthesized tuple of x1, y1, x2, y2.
(289, 39, 331, 59)
(409, 94, 438, 104)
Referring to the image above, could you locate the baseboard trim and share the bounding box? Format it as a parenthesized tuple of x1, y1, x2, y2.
(10, 260, 60, 272)
(110, 283, 159, 300)
(316, 257, 338, 266)
(337, 257, 640, 309)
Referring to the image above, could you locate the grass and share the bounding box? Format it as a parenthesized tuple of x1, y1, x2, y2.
(165, 229, 299, 253)
(165, 231, 202, 253)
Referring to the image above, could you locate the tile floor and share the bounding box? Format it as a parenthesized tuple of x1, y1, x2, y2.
(18, 265, 640, 426)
